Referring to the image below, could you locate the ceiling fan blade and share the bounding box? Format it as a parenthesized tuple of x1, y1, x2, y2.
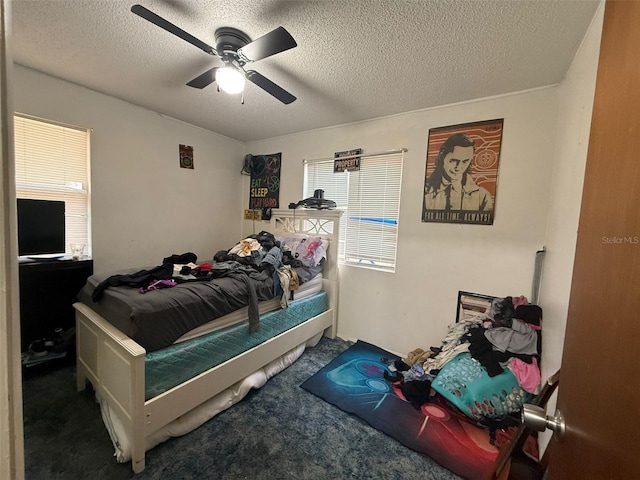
(245, 70, 296, 104)
(238, 27, 297, 62)
(131, 4, 216, 56)
(186, 67, 219, 89)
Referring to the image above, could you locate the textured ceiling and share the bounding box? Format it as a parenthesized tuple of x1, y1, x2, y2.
(11, 0, 600, 142)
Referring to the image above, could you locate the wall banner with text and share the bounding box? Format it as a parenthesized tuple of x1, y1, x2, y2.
(249, 152, 281, 209)
(334, 148, 362, 172)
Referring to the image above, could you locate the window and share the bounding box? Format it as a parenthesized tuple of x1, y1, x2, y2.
(14, 114, 91, 256)
(304, 150, 403, 272)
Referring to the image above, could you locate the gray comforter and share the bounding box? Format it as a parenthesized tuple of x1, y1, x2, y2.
(77, 265, 276, 352)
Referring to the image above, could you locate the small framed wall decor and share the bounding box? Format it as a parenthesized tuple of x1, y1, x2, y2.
(422, 119, 503, 225)
(334, 148, 362, 172)
(179, 144, 194, 169)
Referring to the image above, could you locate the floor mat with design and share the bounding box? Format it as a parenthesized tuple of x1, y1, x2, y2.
(301, 340, 511, 480)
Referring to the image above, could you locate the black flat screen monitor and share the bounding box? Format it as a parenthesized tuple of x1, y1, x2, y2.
(17, 198, 66, 256)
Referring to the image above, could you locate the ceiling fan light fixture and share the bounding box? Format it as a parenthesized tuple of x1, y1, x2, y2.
(216, 66, 245, 95)
(131, 6, 297, 103)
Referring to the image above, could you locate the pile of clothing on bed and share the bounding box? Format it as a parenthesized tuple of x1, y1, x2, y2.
(83, 231, 328, 347)
(386, 296, 542, 429)
(91, 231, 326, 299)
(214, 230, 328, 306)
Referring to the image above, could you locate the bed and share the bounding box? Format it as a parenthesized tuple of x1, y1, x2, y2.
(74, 208, 342, 473)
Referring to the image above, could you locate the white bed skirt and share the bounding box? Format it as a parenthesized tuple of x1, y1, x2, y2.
(97, 332, 323, 463)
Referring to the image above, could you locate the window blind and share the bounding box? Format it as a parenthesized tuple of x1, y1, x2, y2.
(304, 150, 403, 272)
(303, 161, 349, 260)
(14, 114, 91, 255)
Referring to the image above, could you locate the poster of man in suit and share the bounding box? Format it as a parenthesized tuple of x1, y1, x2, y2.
(422, 119, 503, 225)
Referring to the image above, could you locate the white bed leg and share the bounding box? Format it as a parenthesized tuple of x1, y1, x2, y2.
(131, 343, 146, 473)
(324, 323, 336, 339)
(74, 302, 148, 473)
(132, 455, 145, 473)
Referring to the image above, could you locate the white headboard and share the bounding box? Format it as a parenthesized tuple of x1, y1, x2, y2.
(270, 208, 343, 337)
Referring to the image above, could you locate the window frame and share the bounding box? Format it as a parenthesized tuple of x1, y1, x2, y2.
(13, 113, 91, 257)
(303, 149, 404, 273)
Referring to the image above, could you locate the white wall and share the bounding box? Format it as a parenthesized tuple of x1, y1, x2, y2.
(245, 88, 560, 356)
(12, 66, 245, 273)
(536, 1, 604, 453)
(538, 1, 603, 384)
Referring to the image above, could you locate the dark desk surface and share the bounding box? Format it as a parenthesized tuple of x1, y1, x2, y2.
(19, 257, 93, 267)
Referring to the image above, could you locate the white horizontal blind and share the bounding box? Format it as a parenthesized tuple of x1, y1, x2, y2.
(304, 151, 403, 272)
(344, 153, 402, 272)
(14, 114, 90, 255)
(303, 161, 349, 259)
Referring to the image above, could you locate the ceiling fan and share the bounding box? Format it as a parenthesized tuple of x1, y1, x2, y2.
(131, 4, 297, 104)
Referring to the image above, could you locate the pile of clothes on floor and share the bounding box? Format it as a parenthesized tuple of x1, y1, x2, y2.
(385, 296, 542, 426)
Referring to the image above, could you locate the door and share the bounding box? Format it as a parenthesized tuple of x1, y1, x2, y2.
(547, 1, 640, 478)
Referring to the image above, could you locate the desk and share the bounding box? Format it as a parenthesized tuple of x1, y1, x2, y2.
(19, 258, 93, 351)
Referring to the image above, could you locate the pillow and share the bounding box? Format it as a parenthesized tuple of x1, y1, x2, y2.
(276, 234, 328, 267)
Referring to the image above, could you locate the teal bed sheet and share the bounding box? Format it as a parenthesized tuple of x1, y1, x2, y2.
(144, 291, 328, 400)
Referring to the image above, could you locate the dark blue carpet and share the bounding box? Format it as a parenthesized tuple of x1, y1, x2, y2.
(22, 337, 462, 479)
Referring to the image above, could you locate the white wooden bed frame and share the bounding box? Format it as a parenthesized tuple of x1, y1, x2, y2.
(74, 209, 342, 473)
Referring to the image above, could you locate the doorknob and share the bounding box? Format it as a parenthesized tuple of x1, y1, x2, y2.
(522, 404, 566, 439)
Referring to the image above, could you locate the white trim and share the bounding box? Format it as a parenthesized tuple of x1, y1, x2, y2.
(0, 0, 25, 477)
